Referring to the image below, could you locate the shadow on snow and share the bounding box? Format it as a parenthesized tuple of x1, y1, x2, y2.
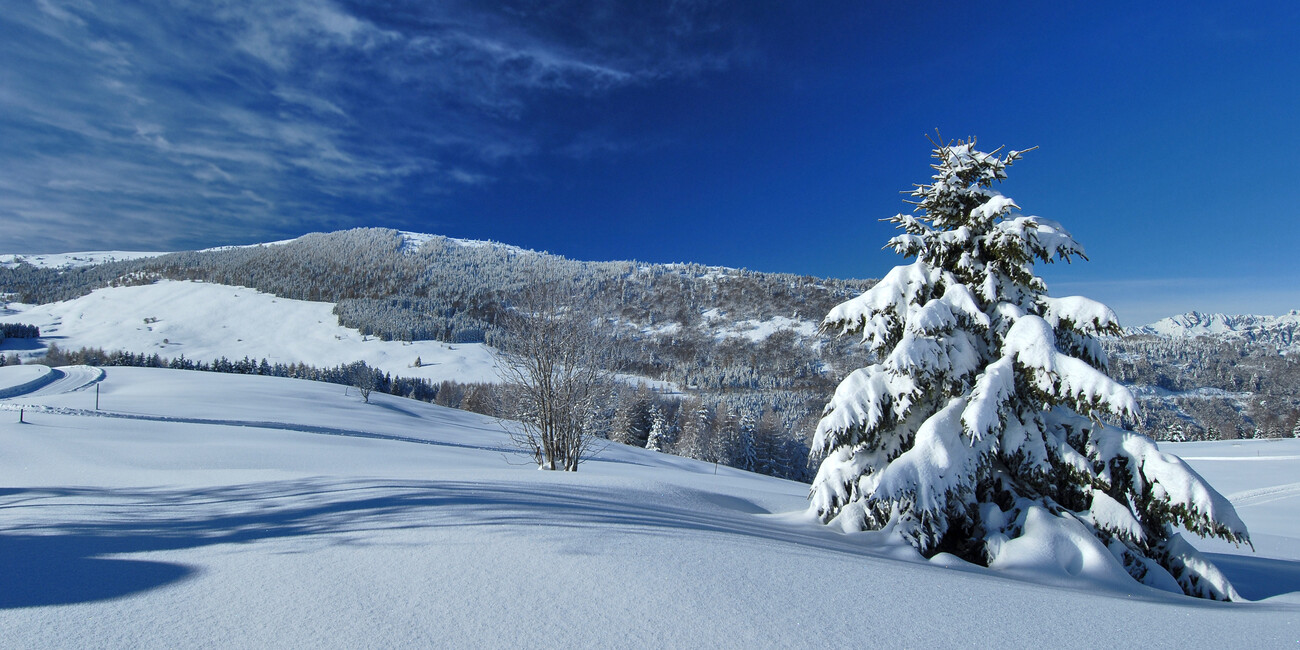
(0, 478, 853, 609)
(3, 478, 1296, 609)
(1203, 552, 1300, 601)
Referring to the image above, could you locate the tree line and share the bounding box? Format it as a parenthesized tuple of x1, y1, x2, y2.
(3, 227, 1296, 443)
(34, 344, 815, 480)
(1105, 334, 1300, 440)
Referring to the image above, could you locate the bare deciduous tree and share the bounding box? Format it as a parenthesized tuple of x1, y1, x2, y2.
(349, 360, 377, 403)
(494, 280, 618, 471)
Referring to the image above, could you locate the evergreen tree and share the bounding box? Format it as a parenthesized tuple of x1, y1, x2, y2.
(809, 137, 1249, 600)
(734, 411, 758, 472)
(711, 407, 738, 466)
(778, 426, 813, 482)
(675, 399, 714, 460)
(623, 386, 654, 448)
(751, 410, 774, 475)
(753, 409, 784, 476)
(1168, 422, 1187, 443)
(645, 403, 670, 452)
(582, 386, 618, 442)
(609, 393, 637, 445)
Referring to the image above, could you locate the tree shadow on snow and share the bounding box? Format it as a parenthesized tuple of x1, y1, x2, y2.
(8, 479, 1283, 610)
(0, 478, 853, 609)
(1203, 552, 1300, 601)
(0, 338, 51, 353)
(367, 399, 423, 419)
(0, 536, 196, 608)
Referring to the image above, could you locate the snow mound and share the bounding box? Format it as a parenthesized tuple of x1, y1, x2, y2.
(985, 504, 1142, 590)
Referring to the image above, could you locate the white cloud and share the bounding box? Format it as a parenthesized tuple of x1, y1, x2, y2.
(449, 169, 492, 186)
(0, 0, 749, 252)
(273, 88, 348, 118)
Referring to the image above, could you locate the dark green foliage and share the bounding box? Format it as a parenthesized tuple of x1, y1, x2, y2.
(0, 323, 40, 338)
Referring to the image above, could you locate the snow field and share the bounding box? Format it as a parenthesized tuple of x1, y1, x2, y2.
(0, 367, 1297, 647)
(0, 251, 167, 270)
(0, 280, 501, 384)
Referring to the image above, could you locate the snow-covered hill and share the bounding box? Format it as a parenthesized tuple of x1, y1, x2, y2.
(0, 250, 167, 270)
(0, 365, 1297, 646)
(0, 230, 550, 270)
(1, 231, 830, 349)
(2, 231, 1295, 445)
(1, 280, 500, 384)
(1132, 310, 1300, 349)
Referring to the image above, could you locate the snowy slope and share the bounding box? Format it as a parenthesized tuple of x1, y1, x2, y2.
(2, 233, 833, 349)
(705, 311, 819, 342)
(0, 366, 1297, 647)
(0, 250, 167, 270)
(0, 239, 301, 269)
(0, 231, 531, 271)
(0, 364, 54, 398)
(0, 280, 500, 384)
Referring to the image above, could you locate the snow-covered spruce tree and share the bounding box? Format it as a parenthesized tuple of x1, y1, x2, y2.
(645, 404, 670, 452)
(809, 138, 1250, 600)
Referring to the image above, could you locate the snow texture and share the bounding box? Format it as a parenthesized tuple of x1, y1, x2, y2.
(1, 366, 1297, 646)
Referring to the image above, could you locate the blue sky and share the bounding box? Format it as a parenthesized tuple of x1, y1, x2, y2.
(2, 1, 1297, 325)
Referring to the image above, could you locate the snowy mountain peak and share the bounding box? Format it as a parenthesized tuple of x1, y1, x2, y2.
(1130, 310, 1300, 348)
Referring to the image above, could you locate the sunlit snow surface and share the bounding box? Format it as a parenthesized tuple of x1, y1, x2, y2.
(0, 366, 1297, 647)
(0, 280, 501, 384)
(0, 251, 167, 269)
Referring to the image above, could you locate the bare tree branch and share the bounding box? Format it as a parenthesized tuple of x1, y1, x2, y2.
(492, 274, 621, 471)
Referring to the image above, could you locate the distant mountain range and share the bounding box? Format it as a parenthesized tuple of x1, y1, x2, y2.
(1129, 311, 1300, 349)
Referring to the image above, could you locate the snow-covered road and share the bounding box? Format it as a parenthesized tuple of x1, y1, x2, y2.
(0, 364, 103, 399)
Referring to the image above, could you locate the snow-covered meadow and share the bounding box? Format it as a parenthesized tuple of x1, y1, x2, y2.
(1, 280, 501, 384)
(1, 365, 1297, 647)
(0, 251, 168, 270)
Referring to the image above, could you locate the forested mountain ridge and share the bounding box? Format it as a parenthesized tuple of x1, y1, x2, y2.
(2, 227, 1296, 447)
(0, 228, 870, 346)
(0, 228, 877, 479)
(1106, 330, 1300, 441)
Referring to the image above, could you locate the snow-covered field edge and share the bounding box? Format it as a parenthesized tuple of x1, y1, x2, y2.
(0, 365, 1296, 647)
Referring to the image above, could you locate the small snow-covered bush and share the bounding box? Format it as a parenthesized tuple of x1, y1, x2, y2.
(809, 137, 1250, 600)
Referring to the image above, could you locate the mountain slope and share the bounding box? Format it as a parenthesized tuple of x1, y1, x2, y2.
(1, 279, 499, 384)
(3, 228, 1296, 446)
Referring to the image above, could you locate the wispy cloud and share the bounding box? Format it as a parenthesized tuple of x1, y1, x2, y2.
(0, 0, 749, 252)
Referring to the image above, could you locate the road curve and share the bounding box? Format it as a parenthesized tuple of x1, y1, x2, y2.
(0, 365, 105, 399)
